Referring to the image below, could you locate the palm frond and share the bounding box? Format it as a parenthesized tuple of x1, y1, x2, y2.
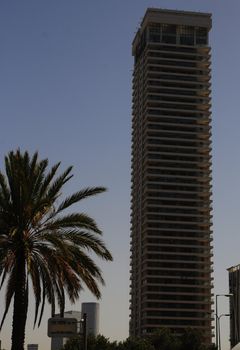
(46, 166, 73, 201)
(60, 229, 113, 261)
(56, 187, 106, 214)
(0, 267, 16, 330)
(46, 213, 102, 234)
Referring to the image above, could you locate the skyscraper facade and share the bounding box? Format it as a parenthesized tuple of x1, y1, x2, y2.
(130, 9, 213, 343)
(228, 264, 240, 348)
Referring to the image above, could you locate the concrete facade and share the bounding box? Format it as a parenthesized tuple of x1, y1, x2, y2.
(130, 8, 213, 344)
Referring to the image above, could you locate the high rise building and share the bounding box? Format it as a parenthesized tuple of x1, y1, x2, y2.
(228, 264, 240, 348)
(130, 9, 213, 343)
(81, 302, 100, 336)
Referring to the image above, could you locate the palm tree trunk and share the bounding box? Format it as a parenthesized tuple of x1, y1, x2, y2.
(11, 254, 28, 350)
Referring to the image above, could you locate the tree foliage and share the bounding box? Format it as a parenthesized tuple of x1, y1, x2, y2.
(62, 329, 215, 350)
(0, 150, 112, 350)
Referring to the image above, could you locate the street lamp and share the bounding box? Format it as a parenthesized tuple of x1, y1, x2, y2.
(81, 313, 87, 350)
(215, 294, 233, 350)
(218, 314, 230, 350)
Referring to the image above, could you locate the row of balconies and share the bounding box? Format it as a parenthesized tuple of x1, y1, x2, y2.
(146, 84, 211, 97)
(143, 196, 212, 208)
(143, 256, 213, 266)
(144, 158, 212, 170)
(144, 219, 212, 229)
(144, 187, 211, 198)
(142, 101, 211, 118)
(142, 234, 213, 246)
(144, 117, 211, 130)
(144, 95, 211, 108)
(141, 281, 213, 291)
(145, 143, 212, 155)
(144, 148, 211, 161)
(142, 298, 212, 306)
(146, 204, 212, 214)
(145, 91, 210, 103)
(142, 105, 211, 117)
(144, 175, 212, 186)
(142, 267, 212, 278)
(143, 232, 212, 242)
(143, 245, 212, 256)
(143, 126, 211, 139)
(132, 95, 211, 110)
(144, 44, 211, 60)
(143, 103, 211, 115)
(140, 280, 213, 292)
(144, 48, 211, 59)
(131, 169, 212, 183)
(145, 221, 212, 232)
(142, 316, 211, 326)
(143, 193, 211, 204)
(145, 50, 211, 67)
(146, 64, 210, 80)
(143, 198, 212, 209)
(146, 63, 210, 79)
(144, 75, 211, 90)
(143, 161, 211, 172)
(142, 304, 210, 312)
(146, 56, 210, 69)
(142, 165, 211, 176)
(142, 263, 213, 273)
(141, 233, 213, 244)
(144, 74, 211, 89)
(145, 139, 211, 151)
(142, 246, 212, 257)
(145, 81, 210, 93)
(144, 174, 211, 185)
(145, 105, 211, 118)
(142, 226, 213, 236)
(143, 163, 211, 175)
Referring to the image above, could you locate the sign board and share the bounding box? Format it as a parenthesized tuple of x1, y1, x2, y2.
(48, 317, 78, 338)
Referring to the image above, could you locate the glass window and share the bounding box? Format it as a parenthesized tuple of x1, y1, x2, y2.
(162, 24, 177, 44)
(149, 24, 161, 43)
(179, 26, 195, 46)
(196, 27, 208, 45)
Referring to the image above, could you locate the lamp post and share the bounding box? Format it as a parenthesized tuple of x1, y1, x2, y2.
(215, 294, 233, 350)
(82, 313, 87, 350)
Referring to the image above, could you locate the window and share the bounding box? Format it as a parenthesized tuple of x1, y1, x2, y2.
(180, 26, 195, 45)
(149, 24, 161, 43)
(196, 27, 208, 45)
(162, 24, 177, 44)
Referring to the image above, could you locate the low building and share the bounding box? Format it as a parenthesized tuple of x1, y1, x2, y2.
(50, 311, 82, 350)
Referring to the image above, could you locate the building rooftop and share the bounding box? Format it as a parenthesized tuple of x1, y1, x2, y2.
(228, 264, 240, 272)
(133, 8, 212, 49)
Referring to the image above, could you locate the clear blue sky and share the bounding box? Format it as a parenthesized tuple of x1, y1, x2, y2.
(0, 0, 239, 349)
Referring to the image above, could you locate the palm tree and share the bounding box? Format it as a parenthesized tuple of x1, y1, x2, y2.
(0, 150, 112, 350)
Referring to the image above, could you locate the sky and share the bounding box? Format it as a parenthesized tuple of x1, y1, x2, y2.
(0, 0, 239, 349)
